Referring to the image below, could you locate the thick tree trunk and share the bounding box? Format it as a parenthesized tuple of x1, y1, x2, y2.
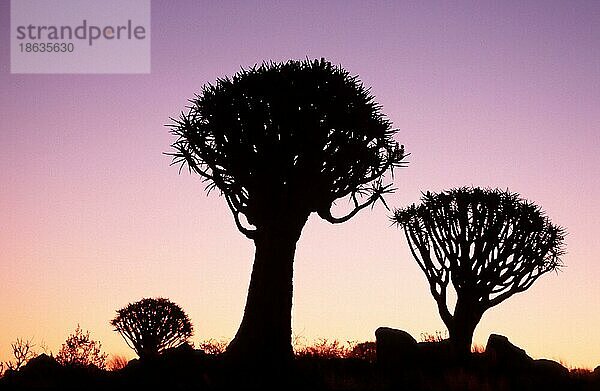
(225, 217, 307, 368)
(448, 299, 483, 358)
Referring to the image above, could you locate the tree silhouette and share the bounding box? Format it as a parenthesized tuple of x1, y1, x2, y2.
(5, 338, 36, 371)
(169, 58, 407, 364)
(110, 297, 193, 360)
(393, 187, 565, 356)
(56, 325, 107, 369)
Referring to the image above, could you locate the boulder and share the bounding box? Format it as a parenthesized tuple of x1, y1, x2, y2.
(485, 334, 533, 370)
(18, 354, 63, 379)
(375, 327, 418, 368)
(2, 354, 102, 388)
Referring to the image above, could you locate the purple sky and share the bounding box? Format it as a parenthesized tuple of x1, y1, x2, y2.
(1, 1, 599, 367)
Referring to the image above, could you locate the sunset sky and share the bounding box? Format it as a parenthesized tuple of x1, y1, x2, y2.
(1, 1, 599, 368)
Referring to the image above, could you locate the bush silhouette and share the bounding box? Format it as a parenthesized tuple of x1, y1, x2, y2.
(56, 325, 107, 369)
(110, 297, 193, 360)
(393, 187, 565, 356)
(168, 58, 407, 364)
(5, 338, 36, 371)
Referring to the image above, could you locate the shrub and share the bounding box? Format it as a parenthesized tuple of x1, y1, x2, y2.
(110, 297, 193, 360)
(4, 338, 37, 371)
(56, 325, 107, 369)
(295, 338, 347, 358)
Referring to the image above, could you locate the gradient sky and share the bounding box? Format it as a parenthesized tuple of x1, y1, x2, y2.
(1, 1, 599, 368)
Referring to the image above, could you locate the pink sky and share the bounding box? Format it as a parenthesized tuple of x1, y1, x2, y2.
(1, 1, 599, 368)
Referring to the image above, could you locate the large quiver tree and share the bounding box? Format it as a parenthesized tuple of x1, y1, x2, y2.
(169, 58, 406, 365)
(393, 187, 565, 357)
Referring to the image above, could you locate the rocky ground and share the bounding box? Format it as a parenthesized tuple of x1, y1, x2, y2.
(1, 329, 599, 390)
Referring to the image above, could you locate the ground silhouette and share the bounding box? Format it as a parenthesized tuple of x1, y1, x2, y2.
(1, 335, 599, 390)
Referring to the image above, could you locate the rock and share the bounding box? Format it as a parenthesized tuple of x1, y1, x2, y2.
(533, 359, 569, 377)
(2, 354, 68, 388)
(485, 334, 533, 370)
(19, 354, 62, 378)
(375, 327, 418, 368)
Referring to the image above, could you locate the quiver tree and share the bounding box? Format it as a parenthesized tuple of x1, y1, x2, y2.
(110, 297, 193, 360)
(169, 58, 406, 364)
(393, 187, 565, 357)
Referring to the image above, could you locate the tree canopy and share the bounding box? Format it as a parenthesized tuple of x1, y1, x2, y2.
(169, 58, 406, 237)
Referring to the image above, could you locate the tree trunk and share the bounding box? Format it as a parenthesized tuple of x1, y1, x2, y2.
(448, 299, 483, 358)
(225, 216, 307, 368)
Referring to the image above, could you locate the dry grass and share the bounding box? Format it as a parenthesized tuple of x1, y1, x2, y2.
(420, 330, 448, 343)
(471, 343, 485, 354)
(106, 355, 128, 371)
(198, 338, 229, 355)
(295, 338, 352, 358)
(294, 338, 376, 362)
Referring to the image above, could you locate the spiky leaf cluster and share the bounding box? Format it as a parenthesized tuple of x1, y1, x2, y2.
(169, 58, 406, 237)
(393, 187, 565, 313)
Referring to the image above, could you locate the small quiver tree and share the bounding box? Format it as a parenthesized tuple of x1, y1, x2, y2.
(56, 325, 107, 369)
(393, 187, 565, 357)
(110, 297, 193, 360)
